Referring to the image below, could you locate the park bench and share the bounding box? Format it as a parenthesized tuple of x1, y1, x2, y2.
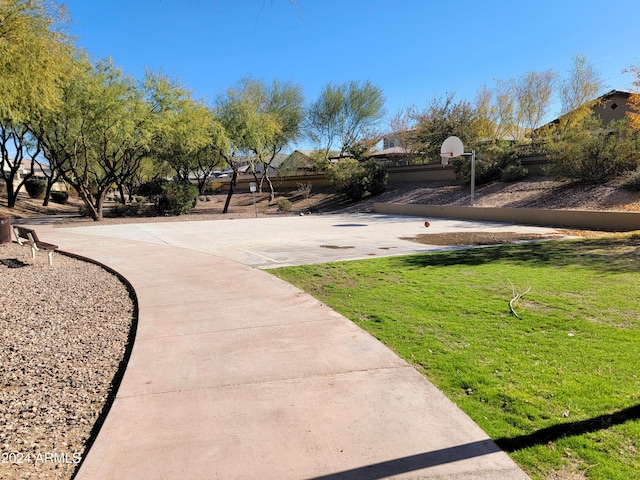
(12, 226, 58, 266)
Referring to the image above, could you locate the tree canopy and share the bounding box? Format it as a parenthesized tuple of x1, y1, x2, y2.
(307, 80, 385, 160)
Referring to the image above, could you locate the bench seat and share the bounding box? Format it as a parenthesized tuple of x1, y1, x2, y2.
(12, 226, 58, 265)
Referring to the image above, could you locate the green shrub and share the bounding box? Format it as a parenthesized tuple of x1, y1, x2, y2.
(326, 158, 367, 201)
(110, 203, 139, 217)
(500, 162, 529, 182)
(198, 195, 207, 202)
(364, 159, 388, 195)
(138, 179, 170, 202)
(157, 181, 199, 216)
(78, 204, 91, 217)
(50, 191, 69, 204)
(277, 199, 292, 212)
(24, 178, 46, 199)
(547, 117, 640, 184)
(454, 142, 521, 186)
(622, 169, 640, 191)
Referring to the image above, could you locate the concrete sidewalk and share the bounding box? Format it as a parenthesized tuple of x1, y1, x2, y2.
(35, 214, 534, 479)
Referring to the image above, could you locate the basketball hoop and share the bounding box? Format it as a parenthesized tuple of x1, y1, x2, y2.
(440, 152, 454, 166)
(440, 136, 464, 167)
(440, 136, 476, 206)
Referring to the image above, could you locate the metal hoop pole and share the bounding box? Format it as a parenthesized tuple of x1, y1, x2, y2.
(470, 150, 475, 206)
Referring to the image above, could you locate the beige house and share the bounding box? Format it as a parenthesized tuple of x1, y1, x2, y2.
(1, 158, 66, 193)
(539, 89, 633, 131)
(591, 90, 632, 125)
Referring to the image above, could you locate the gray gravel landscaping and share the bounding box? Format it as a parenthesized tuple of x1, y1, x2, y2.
(0, 242, 135, 480)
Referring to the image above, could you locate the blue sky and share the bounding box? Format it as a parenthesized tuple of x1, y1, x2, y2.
(61, 0, 640, 145)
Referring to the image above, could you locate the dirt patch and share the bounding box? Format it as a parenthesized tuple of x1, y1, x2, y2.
(401, 231, 568, 246)
(400, 228, 631, 246)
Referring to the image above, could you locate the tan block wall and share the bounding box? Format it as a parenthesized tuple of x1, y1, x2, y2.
(373, 203, 640, 232)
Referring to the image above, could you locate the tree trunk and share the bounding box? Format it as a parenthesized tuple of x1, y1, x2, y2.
(94, 193, 105, 220)
(198, 178, 207, 195)
(77, 188, 100, 221)
(5, 172, 28, 208)
(3, 176, 17, 207)
(264, 173, 275, 202)
(42, 179, 54, 207)
(222, 170, 237, 214)
(118, 183, 126, 205)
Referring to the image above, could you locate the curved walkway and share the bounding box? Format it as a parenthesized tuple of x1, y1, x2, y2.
(34, 214, 538, 479)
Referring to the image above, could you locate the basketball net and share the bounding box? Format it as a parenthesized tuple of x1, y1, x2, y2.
(440, 152, 453, 167)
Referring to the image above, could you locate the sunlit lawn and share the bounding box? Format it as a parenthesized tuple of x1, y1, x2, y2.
(271, 235, 640, 480)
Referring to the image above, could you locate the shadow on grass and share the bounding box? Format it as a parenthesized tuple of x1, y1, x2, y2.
(396, 236, 640, 273)
(495, 404, 640, 452)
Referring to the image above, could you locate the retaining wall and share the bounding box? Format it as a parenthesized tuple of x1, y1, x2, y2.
(373, 203, 640, 232)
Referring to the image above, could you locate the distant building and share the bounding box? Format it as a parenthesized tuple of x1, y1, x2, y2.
(538, 90, 633, 131)
(591, 90, 632, 125)
(1, 158, 66, 193)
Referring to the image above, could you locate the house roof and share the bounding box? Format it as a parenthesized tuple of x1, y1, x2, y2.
(536, 89, 633, 132)
(369, 146, 410, 157)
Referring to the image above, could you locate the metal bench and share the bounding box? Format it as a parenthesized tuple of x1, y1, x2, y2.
(12, 226, 58, 266)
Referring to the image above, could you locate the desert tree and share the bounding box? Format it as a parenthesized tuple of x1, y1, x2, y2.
(513, 69, 557, 143)
(215, 88, 274, 213)
(33, 58, 155, 220)
(557, 53, 606, 131)
(492, 79, 523, 142)
(0, 0, 72, 207)
(388, 105, 420, 160)
(474, 84, 498, 141)
(223, 78, 304, 201)
(307, 80, 385, 161)
(407, 92, 481, 161)
(146, 73, 225, 195)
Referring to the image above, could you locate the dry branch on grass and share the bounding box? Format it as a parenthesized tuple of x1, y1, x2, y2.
(507, 279, 531, 319)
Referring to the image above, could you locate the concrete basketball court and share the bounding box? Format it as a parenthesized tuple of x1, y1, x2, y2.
(57, 212, 562, 269)
(32, 213, 549, 479)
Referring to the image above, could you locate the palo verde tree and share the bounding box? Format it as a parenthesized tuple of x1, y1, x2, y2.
(34, 57, 154, 221)
(491, 78, 524, 142)
(513, 69, 557, 144)
(557, 53, 606, 131)
(0, 0, 72, 207)
(216, 83, 282, 211)
(224, 78, 304, 201)
(307, 80, 385, 161)
(473, 84, 499, 142)
(145, 73, 225, 195)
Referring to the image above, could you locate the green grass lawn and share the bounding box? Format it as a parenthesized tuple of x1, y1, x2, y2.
(271, 235, 640, 480)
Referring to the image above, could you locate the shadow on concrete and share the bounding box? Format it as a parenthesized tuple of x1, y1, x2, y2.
(306, 439, 501, 480)
(495, 404, 640, 452)
(12, 215, 81, 226)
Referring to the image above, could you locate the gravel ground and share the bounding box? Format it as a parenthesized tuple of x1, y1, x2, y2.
(0, 243, 134, 480)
